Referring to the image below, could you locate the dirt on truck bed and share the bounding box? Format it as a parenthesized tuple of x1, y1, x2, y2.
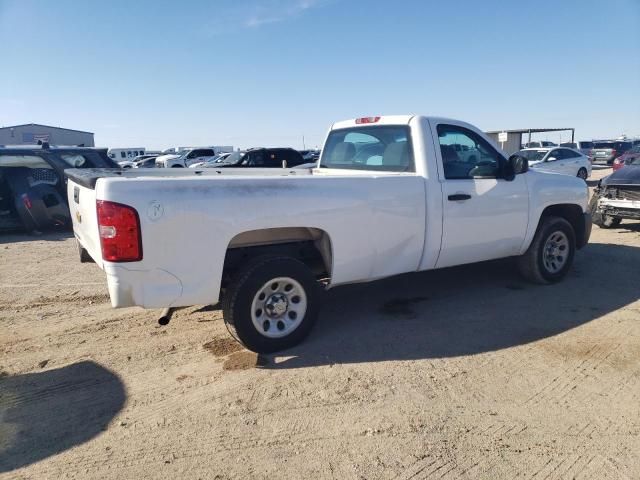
(1, 168, 639, 479)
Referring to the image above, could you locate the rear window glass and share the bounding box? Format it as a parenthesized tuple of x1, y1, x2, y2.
(616, 142, 632, 152)
(320, 125, 414, 172)
(579, 141, 594, 149)
(518, 150, 548, 161)
(0, 154, 51, 169)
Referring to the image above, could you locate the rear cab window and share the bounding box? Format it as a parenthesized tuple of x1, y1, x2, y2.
(320, 125, 415, 172)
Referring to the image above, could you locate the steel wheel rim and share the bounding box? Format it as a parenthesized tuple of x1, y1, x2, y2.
(250, 277, 307, 338)
(542, 231, 569, 274)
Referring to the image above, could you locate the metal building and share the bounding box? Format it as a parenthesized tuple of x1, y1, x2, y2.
(0, 123, 94, 147)
(486, 127, 575, 155)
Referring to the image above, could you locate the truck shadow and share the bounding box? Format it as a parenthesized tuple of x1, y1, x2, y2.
(0, 231, 73, 245)
(0, 361, 125, 473)
(267, 242, 640, 369)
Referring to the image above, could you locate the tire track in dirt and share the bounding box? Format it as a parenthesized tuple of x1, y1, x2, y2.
(524, 342, 619, 406)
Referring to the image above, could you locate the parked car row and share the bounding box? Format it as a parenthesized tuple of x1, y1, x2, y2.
(522, 139, 640, 165)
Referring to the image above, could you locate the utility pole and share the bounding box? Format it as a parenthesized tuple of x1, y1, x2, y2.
(302, 135, 306, 149)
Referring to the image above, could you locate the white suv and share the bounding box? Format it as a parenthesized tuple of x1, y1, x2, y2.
(155, 148, 217, 168)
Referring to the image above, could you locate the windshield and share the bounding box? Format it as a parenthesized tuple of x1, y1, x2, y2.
(320, 125, 414, 172)
(517, 149, 548, 161)
(218, 151, 245, 164)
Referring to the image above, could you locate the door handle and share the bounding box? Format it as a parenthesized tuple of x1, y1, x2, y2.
(448, 194, 472, 201)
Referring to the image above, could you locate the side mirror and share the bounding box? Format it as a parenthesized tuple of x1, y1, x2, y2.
(505, 154, 528, 181)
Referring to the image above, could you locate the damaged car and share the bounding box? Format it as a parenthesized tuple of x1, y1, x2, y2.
(0, 144, 118, 233)
(589, 158, 640, 228)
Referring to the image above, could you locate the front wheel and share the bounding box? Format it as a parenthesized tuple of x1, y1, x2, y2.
(516, 216, 576, 284)
(222, 255, 320, 353)
(596, 215, 622, 228)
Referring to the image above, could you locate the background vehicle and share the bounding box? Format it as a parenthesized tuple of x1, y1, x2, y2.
(1, 144, 118, 232)
(590, 140, 633, 165)
(188, 152, 232, 168)
(108, 148, 146, 161)
(590, 161, 640, 228)
(68, 115, 590, 354)
(516, 147, 591, 180)
(612, 145, 640, 171)
(560, 141, 594, 157)
(524, 141, 558, 148)
(134, 156, 159, 168)
(155, 148, 217, 168)
(299, 149, 321, 162)
(213, 148, 307, 168)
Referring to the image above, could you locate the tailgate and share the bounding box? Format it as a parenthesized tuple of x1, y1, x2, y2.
(66, 170, 112, 268)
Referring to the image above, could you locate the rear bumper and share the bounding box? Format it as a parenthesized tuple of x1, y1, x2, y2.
(591, 157, 614, 165)
(104, 264, 183, 308)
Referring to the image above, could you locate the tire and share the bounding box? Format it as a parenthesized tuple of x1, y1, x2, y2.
(516, 216, 576, 284)
(171, 164, 183, 168)
(77, 241, 93, 263)
(577, 168, 588, 180)
(222, 255, 320, 353)
(597, 215, 622, 228)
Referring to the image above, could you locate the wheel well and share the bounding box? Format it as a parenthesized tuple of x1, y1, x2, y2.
(221, 227, 333, 288)
(540, 204, 586, 248)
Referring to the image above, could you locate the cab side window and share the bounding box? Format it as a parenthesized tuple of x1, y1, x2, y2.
(437, 125, 503, 179)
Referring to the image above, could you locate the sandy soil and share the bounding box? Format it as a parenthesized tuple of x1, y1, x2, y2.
(1, 167, 639, 479)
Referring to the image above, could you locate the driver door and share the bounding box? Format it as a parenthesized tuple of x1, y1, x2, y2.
(431, 121, 529, 268)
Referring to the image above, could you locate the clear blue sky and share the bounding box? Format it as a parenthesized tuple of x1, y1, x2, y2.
(1, 0, 638, 149)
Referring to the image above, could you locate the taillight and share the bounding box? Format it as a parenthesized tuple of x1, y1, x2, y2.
(355, 116, 381, 124)
(611, 149, 617, 157)
(21, 193, 32, 210)
(96, 200, 142, 262)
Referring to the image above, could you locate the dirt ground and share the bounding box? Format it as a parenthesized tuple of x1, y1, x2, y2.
(1, 167, 639, 479)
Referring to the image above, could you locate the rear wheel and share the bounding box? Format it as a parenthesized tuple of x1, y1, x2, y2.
(222, 255, 320, 353)
(577, 168, 588, 180)
(517, 216, 576, 284)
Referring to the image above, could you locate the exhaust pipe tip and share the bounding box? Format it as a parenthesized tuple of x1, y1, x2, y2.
(158, 307, 174, 326)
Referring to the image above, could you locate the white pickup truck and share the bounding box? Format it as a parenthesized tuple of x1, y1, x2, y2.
(67, 116, 591, 353)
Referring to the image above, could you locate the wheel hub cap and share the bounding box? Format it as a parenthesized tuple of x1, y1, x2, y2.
(251, 277, 308, 339)
(265, 293, 288, 317)
(542, 231, 569, 274)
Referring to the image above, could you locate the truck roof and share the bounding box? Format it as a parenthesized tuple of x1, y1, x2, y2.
(330, 115, 468, 130)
